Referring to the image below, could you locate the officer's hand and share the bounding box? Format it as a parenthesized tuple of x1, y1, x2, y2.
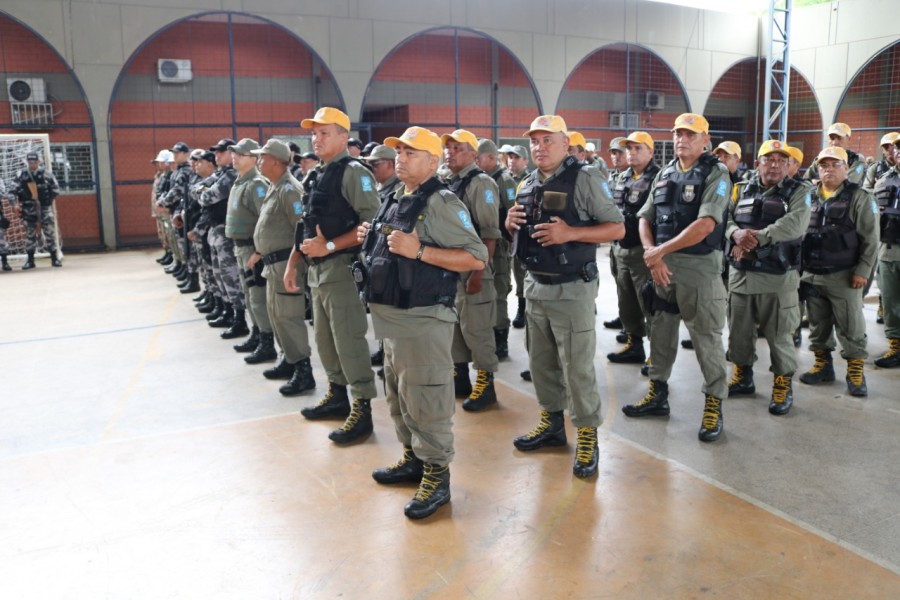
(387, 228, 419, 259)
(284, 265, 300, 293)
(300, 225, 328, 258)
(172, 213, 183, 228)
(466, 269, 483, 295)
(731, 228, 759, 251)
(357, 222, 371, 244)
(187, 230, 198, 242)
(851, 274, 867, 289)
(248, 252, 261, 269)
(730, 245, 747, 261)
(506, 204, 526, 236)
(643, 244, 667, 269)
(531, 217, 570, 246)
(649, 261, 672, 287)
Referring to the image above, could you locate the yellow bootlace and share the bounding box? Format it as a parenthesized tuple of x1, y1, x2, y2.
(470, 370, 491, 399)
(523, 410, 552, 438)
(617, 335, 635, 354)
(847, 359, 865, 385)
(338, 400, 365, 432)
(772, 375, 791, 404)
(728, 365, 746, 386)
(386, 448, 415, 471)
(809, 351, 831, 374)
(884, 339, 900, 359)
(575, 428, 598, 465)
(635, 382, 659, 407)
(413, 464, 448, 502)
(701, 396, 722, 430)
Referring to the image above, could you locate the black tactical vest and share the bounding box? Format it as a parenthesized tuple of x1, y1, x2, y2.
(613, 162, 660, 248)
(208, 165, 236, 226)
(16, 168, 54, 206)
(874, 170, 900, 246)
(729, 177, 803, 274)
(448, 167, 486, 234)
(513, 156, 598, 279)
(802, 182, 861, 273)
(875, 159, 891, 183)
(651, 153, 726, 255)
(363, 177, 459, 309)
(303, 157, 362, 261)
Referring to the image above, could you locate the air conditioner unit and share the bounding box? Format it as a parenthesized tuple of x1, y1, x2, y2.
(609, 112, 639, 129)
(158, 59, 193, 84)
(7, 78, 47, 103)
(644, 91, 665, 110)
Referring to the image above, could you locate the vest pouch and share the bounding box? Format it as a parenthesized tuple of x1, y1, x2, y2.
(368, 256, 395, 296)
(542, 190, 568, 215)
(875, 186, 896, 207)
(823, 201, 848, 225)
(760, 198, 787, 223)
(397, 258, 415, 291)
(735, 197, 759, 217)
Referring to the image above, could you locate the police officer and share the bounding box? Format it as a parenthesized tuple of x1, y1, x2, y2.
(873, 138, 900, 368)
(607, 137, 629, 187)
(567, 131, 609, 182)
(249, 139, 316, 396)
(159, 142, 194, 279)
(476, 138, 518, 361)
(607, 132, 660, 366)
(713, 141, 744, 184)
(151, 149, 175, 265)
(786, 145, 805, 180)
(506, 145, 531, 330)
(441, 129, 501, 411)
(864, 132, 898, 191)
(799, 146, 879, 396)
(286, 107, 379, 443)
(506, 115, 624, 478)
(226, 138, 277, 361)
(725, 140, 812, 415)
(0, 177, 12, 271)
(622, 113, 732, 442)
(359, 126, 488, 519)
(184, 151, 218, 299)
(12, 152, 62, 269)
(804, 123, 867, 185)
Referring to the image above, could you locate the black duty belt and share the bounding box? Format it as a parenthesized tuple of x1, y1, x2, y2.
(530, 272, 582, 285)
(262, 248, 292, 266)
(233, 239, 254, 247)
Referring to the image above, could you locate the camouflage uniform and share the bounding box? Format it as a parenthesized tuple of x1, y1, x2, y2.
(12, 165, 61, 253)
(161, 162, 193, 264)
(200, 165, 244, 311)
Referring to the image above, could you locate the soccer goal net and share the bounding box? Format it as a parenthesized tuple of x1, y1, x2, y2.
(0, 133, 64, 259)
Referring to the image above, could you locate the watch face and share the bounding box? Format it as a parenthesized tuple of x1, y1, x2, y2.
(326, 241, 336, 251)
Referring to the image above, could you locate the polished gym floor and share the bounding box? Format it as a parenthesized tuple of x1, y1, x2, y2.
(2, 249, 899, 599)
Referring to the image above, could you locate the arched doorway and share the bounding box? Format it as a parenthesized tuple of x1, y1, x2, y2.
(108, 12, 341, 246)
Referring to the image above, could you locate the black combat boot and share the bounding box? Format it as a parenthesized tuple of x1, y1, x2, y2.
(197, 294, 216, 314)
(263, 356, 294, 379)
(172, 263, 188, 279)
(513, 410, 567, 451)
(221, 309, 249, 339)
(279, 357, 316, 397)
(622, 380, 670, 417)
(573, 427, 599, 478)
(49, 251, 62, 268)
(698, 395, 724, 442)
(615, 330, 628, 344)
(453, 363, 472, 398)
(245, 331, 277, 364)
(603, 315, 622, 329)
(193, 289, 209, 303)
(300, 381, 350, 418)
(875, 338, 900, 369)
(370, 342, 384, 366)
(404, 463, 451, 520)
(681, 339, 694, 349)
(520, 369, 531, 382)
(607, 334, 646, 364)
(1, 255, 10, 272)
(22, 252, 35, 270)
(845, 358, 868, 397)
(179, 273, 200, 293)
(233, 326, 259, 353)
(208, 303, 234, 328)
(372, 446, 424, 484)
(727, 364, 755, 396)
(769, 374, 794, 416)
(512, 298, 526, 329)
(800, 350, 835, 385)
(164, 260, 182, 274)
(640, 359, 650, 377)
(328, 399, 373, 444)
(462, 370, 497, 412)
(156, 250, 172, 264)
(494, 328, 509, 360)
(877, 295, 884, 324)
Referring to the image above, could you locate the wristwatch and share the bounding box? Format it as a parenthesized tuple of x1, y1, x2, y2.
(325, 240, 336, 253)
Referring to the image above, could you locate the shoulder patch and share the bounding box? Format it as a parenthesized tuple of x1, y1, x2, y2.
(458, 210, 473, 229)
(716, 180, 727, 197)
(506, 187, 515, 201)
(292, 200, 304, 216)
(360, 175, 374, 192)
(872, 199, 879, 214)
(484, 189, 495, 205)
(600, 180, 611, 198)
(255, 184, 267, 198)
(804, 193, 811, 207)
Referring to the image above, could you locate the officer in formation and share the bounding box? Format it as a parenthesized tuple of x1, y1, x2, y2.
(183, 150, 216, 298)
(622, 113, 732, 443)
(606, 132, 660, 368)
(10, 152, 62, 269)
(505, 114, 624, 479)
(799, 146, 879, 397)
(248, 139, 316, 397)
(475, 138, 518, 362)
(606, 137, 628, 186)
(873, 137, 900, 368)
(505, 145, 532, 330)
(357, 125, 488, 519)
(287, 107, 379, 444)
(864, 132, 898, 190)
(442, 129, 502, 412)
(225, 138, 278, 364)
(725, 140, 812, 415)
(713, 141, 744, 184)
(151, 150, 175, 266)
(804, 123, 867, 185)
(0, 177, 12, 271)
(158, 142, 194, 280)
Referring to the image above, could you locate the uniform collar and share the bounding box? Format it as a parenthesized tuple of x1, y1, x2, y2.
(451, 162, 479, 180)
(321, 150, 350, 167)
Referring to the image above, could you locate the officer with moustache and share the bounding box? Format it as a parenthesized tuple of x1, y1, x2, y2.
(622, 113, 732, 442)
(607, 132, 660, 367)
(799, 146, 879, 396)
(725, 140, 812, 415)
(358, 126, 487, 519)
(285, 107, 379, 444)
(506, 115, 624, 479)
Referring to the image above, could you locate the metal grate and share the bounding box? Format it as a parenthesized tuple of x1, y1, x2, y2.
(10, 102, 54, 126)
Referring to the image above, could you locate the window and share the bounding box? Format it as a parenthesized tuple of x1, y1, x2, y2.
(50, 143, 95, 193)
(653, 140, 675, 167)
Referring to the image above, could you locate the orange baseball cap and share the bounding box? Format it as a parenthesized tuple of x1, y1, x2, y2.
(672, 113, 709, 134)
(384, 126, 443, 157)
(440, 129, 478, 151)
(826, 122, 851, 138)
(816, 146, 848, 163)
(625, 131, 654, 151)
(757, 139, 791, 158)
(568, 131, 587, 149)
(523, 115, 568, 137)
(714, 141, 742, 158)
(301, 107, 351, 131)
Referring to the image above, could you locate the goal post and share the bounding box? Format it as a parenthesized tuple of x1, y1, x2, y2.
(0, 133, 64, 259)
